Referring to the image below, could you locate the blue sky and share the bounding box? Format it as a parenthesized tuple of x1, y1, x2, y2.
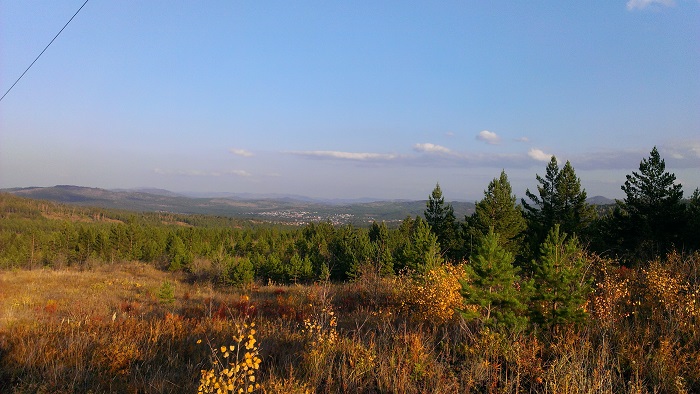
(1, 0, 698, 201)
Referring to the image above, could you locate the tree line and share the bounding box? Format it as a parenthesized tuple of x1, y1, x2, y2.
(427, 147, 699, 265)
(1, 147, 698, 290)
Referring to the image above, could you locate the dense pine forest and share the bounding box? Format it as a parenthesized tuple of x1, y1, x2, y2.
(1, 147, 699, 393)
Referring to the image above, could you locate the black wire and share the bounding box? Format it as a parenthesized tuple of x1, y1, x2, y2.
(0, 0, 90, 103)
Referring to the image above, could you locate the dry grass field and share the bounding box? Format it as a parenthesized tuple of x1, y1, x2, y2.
(1, 253, 699, 393)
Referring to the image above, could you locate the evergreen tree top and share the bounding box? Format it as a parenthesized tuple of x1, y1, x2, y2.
(621, 146, 683, 210)
(522, 156, 593, 242)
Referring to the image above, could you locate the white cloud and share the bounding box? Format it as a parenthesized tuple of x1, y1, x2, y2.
(288, 150, 399, 161)
(626, 0, 674, 10)
(229, 148, 254, 157)
(413, 143, 452, 154)
(445, 131, 455, 137)
(476, 130, 501, 145)
(515, 137, 530, 143)
(528, 148, 553, 162)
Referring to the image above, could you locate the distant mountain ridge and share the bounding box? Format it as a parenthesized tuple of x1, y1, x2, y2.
(112, 187, 185, 198)
(1, 185, 475, 225)
(586, 195, 615, 205)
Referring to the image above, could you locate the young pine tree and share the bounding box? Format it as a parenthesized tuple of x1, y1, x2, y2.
(460, 229, 529, 331)
(368, 221, 394, 277)
(402, 217, 443, 275)
(165, 233, 192, 271)
(222, 256, 255, 287)
(530, 225, 591, 332)
(330, 224, 372, 280)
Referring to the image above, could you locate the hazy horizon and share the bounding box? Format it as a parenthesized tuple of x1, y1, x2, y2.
(2, 1, 698, 201)
(0, 183, 621, 206)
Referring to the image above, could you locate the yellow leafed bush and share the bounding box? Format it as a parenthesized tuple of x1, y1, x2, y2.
(399, 264, 465, 324)
(197, 321, 261, 394)
(588, 255, 631, 326)
(643, 258, 700, 324)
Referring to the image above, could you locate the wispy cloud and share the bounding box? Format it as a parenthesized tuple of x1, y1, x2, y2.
(287, 150, 400, 161)
(289, 147, 529, 168)
(551, 144, 700, 170)
(687, 142, 700, 158)
(626, 0, 674, 10)
(476, 130, 501, 145)
(413, 143, 453, 154)
(286, 143, 700, 171)
(650, 144, 700, 168)
(515, 137, 530, 143)
(229, 148, 254, 157)
(528, 148, 553, 162)
(226, 169, 252, 177)
(154, 168, 208, 176)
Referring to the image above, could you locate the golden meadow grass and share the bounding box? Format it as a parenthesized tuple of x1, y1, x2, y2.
(1, 253, 699, 393)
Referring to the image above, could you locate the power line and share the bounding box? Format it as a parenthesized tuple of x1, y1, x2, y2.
(0, 0, 90, 103)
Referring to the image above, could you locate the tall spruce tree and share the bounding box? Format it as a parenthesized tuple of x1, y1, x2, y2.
(523, 156, 560, 239)
(530, 225, 590, 331)
(613, 147, 685, 261)
(424, 183, 460, 260)
(523, 157, 594, 255)
(556, 161, 596, 236)
(460, 229, 529, 331)
(466, 170, 527, 260)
